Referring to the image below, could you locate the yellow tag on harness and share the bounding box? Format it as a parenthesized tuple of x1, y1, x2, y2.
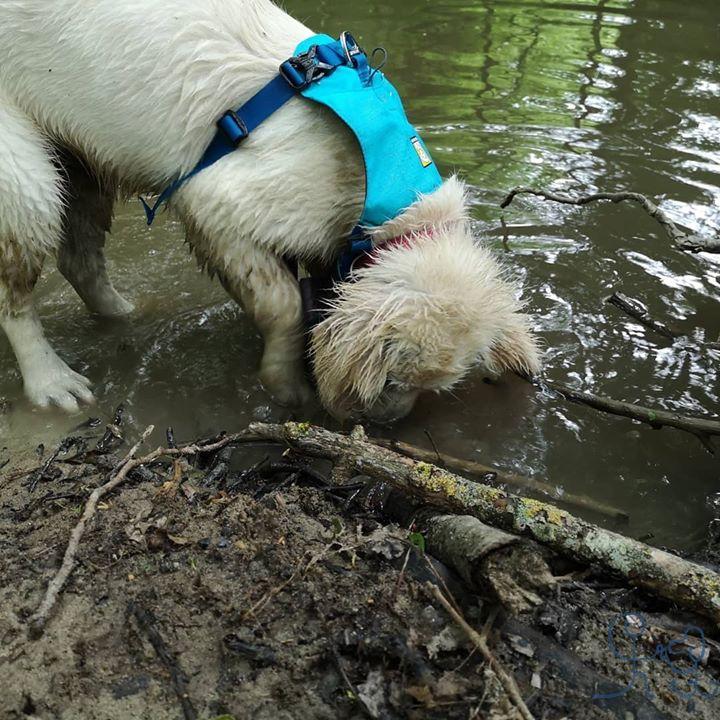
(411, 136, 433, 168)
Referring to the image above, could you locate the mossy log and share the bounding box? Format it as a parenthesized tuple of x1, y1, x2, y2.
(249, 422, 720, 626)
(372, 436, 629, 522)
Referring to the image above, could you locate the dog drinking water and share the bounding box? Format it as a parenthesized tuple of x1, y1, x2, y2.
(0, 0, 540, 421)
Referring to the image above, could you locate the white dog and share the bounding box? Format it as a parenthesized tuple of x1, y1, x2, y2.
(0, 0, 539, 421)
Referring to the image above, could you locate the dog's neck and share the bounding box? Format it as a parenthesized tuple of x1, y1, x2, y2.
(364, 175, 469, 244)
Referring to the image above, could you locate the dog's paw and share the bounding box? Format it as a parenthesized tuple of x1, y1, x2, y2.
(24, 356, 95, 413)
(272, 381, 315, 408)
(260, 363, 314, 408)
(88, 288, 135, 319)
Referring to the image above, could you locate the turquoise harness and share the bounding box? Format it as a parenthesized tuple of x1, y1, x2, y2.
(142, 32, 442, 277)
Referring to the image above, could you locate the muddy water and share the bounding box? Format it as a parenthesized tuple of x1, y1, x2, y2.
(1, 0, 718, 548)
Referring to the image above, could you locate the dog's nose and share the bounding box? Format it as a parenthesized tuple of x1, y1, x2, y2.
(364, 390, 419, 424)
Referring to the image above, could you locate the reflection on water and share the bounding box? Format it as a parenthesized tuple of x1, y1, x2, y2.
(1, 0, 718, 548)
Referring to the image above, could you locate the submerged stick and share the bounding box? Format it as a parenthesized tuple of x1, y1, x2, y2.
(606, 292, 679, 340)
(607, 291, 720, 350)
(248, 422, 720, 626)
(501, 187, 720, 254)
(542, 379, 719, 452)
(373, 436, 628, 522)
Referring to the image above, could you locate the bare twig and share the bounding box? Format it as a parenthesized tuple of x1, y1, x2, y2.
(242, 558, 308, 621)
(130, 602, 198, 720)
(501, 187, 720, 254)
(242, 543, 335, 621)
(29, 426, 265, 636)
(393, 547, 413, 599)
(372, 436, 628, 522)
(428, 583, 535, 720)
(606, 292, 679, 340)
(424, 429, 442, 464)
(29, 425, 155, 637)
(540, 379, 719, 452)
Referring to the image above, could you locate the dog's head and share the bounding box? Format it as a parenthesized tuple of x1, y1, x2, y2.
(310, 222, 541, 422)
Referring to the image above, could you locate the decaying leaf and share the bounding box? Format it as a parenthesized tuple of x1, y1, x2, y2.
(507, 633, 535, 657)
(357, 669, 389, 719)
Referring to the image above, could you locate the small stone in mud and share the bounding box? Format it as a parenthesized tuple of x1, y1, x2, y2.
(252, 405, 273, 421)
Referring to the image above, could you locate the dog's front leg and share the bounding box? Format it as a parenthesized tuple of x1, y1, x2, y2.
(200, 238, 312, 407)
(0, 99, 94, 411)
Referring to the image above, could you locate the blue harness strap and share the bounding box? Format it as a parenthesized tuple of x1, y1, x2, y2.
(141, 39, 349, 224)
(141, 31, 442, 237)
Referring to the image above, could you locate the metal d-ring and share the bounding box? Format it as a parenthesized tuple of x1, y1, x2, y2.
(340, 31, 362, 64)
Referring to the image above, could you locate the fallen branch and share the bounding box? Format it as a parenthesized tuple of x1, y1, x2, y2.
(501, 187, 720, 254)
(541, 379, 719, 452)
(421, 514, 556, 614)
(428, 583, 535, 720)
(248, 422, 720, 625)
(373, 436, 628, 522)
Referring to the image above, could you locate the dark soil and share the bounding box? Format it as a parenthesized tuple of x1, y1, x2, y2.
(1, 417, 719, 720)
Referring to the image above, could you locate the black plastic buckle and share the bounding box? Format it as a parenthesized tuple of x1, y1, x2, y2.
(280, 46, 334, 90)
(280, 57, 309, 89)
(217, 109, 248, 146)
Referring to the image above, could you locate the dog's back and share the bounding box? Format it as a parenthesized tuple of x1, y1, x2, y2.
(0, 0, 309, 188)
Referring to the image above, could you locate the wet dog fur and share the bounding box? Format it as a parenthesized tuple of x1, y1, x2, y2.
(0, 0, 539, 420)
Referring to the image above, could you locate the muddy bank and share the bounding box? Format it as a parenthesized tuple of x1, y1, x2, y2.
(1, 415, 719, 720)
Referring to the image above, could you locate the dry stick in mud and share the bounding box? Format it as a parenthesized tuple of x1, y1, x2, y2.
(247, 422, 720, 626)
(29, 425, 155, 638)
(428, 584, 535, 720)
(373, 436, 629, 522)
(130, 603, 198, 720)
(539, 379, 720, 452)
(29, 427, 255, 637)
(500, 187, 720, 253)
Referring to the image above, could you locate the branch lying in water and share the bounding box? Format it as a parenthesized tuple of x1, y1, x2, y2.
(248, 422, 720, 626)
(606, 291, 679, 340)
(501, 187, 720, 254)
(537, 378, 720, 453)
(372, 436, 629, 522)
(607, 291, 720, 350)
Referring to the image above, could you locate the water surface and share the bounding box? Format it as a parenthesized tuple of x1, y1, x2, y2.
(1, 0, 719, 548)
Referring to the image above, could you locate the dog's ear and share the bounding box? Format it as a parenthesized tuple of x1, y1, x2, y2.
(486, 315, 542, 378)
(311, 315, 394, 418)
